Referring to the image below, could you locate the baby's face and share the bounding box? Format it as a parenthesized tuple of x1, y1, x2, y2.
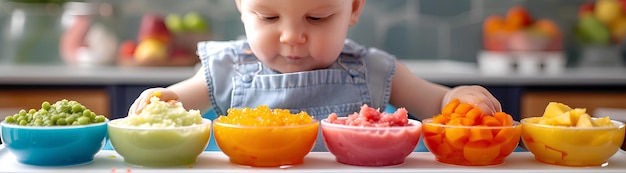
(237, 0, 364, 73)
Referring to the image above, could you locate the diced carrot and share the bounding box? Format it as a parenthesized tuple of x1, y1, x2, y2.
(460, 118, 476, 126)
(463, 141, 500, 165)
(498, 126, 521, 157)
(423, 123, 444, 136)
(454, 103, 473, 115)
(424, 133, 444, 151)
(432, 114, 449, 124)
(445, 128, 470, 150)
(466, 108, 484, 122)
(442, 99, 460, 115)
(450, 113, 465, 119)
(494, 112, 514, 126)
(436, 140, 455, 159)
(448, 118, 476, 126)
(481, 116, 502, 126)
(494, 128, 514, 143)
(469, 128, 494, 143)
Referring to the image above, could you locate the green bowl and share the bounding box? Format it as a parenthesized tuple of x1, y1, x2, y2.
(107, 118, 211, 167)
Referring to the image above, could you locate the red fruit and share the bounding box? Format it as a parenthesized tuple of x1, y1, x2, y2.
(118, 40, 137, 58)
(533, 19, 563, 51)
(171, 48, 190, 58)
(138, 13, 172, 43)
(578, 2, 595, 18)
(505, 6, 533, 32)
(619, 0, 626, 12)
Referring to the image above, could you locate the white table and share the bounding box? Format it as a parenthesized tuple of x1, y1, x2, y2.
(1, 145, 625, 173)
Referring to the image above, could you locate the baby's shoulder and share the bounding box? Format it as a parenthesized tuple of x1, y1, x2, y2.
(343, 39, 395, 60)
(197, 40, 247, 58)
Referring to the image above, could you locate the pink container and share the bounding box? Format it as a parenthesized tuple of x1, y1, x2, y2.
(321, 118, 422, 166)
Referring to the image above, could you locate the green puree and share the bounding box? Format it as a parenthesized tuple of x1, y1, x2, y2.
(114, 97, 202, 128)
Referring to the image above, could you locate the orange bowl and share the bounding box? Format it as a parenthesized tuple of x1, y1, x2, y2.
(421, 118, 521, 166)
(213, 119, 318, 167)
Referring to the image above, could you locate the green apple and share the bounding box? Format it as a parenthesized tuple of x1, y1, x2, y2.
(165, 13, 186, 33)
(576, 15, 611, 45)
(183, 12, 209, 33)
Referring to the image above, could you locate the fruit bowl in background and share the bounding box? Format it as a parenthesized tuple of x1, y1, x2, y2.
(479, 6, 566, 75)
(574, 0, 626, 67)
(117, 12, 210, 67)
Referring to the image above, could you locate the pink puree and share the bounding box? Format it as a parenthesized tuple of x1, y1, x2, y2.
(327, 105, 410, 127)
(323, 105, 422, 166)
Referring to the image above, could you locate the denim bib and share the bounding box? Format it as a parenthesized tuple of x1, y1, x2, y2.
(197, 39, 396, 151)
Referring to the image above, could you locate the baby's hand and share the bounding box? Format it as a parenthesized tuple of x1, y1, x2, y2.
(443, 85, 502, 115)
(128, 88, 179, 116)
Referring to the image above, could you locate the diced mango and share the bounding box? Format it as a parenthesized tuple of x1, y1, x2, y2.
(592, 116, 613, 127)
(542, 102, 572, 118)
(575, 113, 593, 127)
(569, 108, 587, 125)
(541, 112, 572, 126)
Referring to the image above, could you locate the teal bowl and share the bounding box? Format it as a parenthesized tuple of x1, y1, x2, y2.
(0, 120, 108, 166)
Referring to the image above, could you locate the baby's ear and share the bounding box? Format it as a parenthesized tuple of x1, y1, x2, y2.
(234, 0, 243, 13)
(349, 0, 366, 26)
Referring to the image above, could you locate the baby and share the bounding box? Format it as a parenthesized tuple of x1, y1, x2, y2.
(129, 0, 502, 151)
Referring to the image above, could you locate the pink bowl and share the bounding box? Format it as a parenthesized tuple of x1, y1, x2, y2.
(321, 118, 422, 166)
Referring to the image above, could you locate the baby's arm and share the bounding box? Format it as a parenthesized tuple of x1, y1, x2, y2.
(128, 66, 212, 116)
(389, 61, 501, 120)
(389, 61, 449, 119)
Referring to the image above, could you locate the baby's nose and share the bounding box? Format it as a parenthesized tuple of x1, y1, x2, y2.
(279, 24, 306, 45)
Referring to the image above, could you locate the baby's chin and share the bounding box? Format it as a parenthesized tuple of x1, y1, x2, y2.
(268, 64, 330, 74)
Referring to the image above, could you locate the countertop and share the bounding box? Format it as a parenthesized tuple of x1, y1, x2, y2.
(1, 145, 626, 173)
(1, 60, 626, 86)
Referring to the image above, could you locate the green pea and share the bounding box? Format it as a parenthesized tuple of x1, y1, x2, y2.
(42, 101, 51, 110)
(95, 116, 106, 123)
(77, 117, 90, 125)
(5, 116, 15, 123)
(57, 119, 67, 125)
(82, 110, 92, 117)
(65, 117, 75, 124)
(72, 104, 84, 113)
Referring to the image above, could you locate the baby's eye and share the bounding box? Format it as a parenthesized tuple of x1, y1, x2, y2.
(262, 16, 279, 21)
(307, 16, 323, 21)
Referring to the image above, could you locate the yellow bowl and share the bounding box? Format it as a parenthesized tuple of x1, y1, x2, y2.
(521, 117, 625, 167)
(213, 119, 318, 167)
(421, 118, 522, 166)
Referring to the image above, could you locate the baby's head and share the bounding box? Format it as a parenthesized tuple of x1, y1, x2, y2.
(235, 0, 365, 73)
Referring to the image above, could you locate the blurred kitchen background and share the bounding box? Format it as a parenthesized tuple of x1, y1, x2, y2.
(0, 0, 616, 67)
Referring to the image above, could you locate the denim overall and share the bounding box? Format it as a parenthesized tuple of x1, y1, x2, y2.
(197, 39, 396, 151)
